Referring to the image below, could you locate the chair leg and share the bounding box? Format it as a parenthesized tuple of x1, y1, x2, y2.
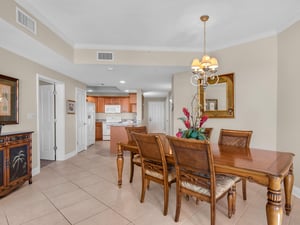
(242, 178, 247, 200)
(227, 188, 233, 219)
(211, 201, 216, 225)
(174, 189, 182, 222)
(129, 153, 134, 183)
(140, 177, 146, 203)
(232, 184, 236, 215)
(163, 183, 169, 216)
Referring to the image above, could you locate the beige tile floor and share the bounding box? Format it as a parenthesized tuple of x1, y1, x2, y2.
(0, 141, 299, 225)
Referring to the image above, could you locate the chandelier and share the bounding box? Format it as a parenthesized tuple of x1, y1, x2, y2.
(190, 15, 219, 88)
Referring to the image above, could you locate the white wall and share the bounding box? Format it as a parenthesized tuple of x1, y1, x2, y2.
(0, 48, 86, 170)
(277, 21, 300, 188)
(173, 26, 300, 190)
(173, 36, 278, 150)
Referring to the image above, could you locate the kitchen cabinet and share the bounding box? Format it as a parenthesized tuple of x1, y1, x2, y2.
(97, 97, 105, 113)
(129, 93, 136, 103)
(0, 131, 33, 197)
(86, 96, 97, 104)
(120, 97, 129, 112)
(129, 93, 137, 112)
(104, 97, 121, 105)
(87, 94, 137, 113)
(96, 122, 103, 141)
(130, 104, 137, 113)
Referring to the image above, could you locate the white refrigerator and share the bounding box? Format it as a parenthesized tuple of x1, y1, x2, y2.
(86, 102, 96, 146)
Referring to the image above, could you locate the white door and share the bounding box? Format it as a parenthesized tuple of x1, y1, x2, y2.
(148, 101, 165, 133)
(39, 84, 55, 160)
(76, 88, 87, 152)
(87, 102, 95, 145)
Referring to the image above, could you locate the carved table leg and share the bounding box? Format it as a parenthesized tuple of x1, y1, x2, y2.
(266, 176, 283, 225)
(116, 143, 124, 188)
(284, 164, 294, 215)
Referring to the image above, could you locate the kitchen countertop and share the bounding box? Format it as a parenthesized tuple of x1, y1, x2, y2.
(110, 123, 138, 127)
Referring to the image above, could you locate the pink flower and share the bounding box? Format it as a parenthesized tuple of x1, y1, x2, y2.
(176, 131, 183, 137)
(184, 120, 191, 129)
(182, 107, 190, 120)
(200, 115, 208, 127)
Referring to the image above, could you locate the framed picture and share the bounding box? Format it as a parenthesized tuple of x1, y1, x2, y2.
(66, 100, 75, 114)
(206, 99, 218, 111)
(0, 74, 19, 124)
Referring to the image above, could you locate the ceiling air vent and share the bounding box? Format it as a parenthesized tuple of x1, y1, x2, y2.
(16, 7, 37, 34)
(97, 51, 114, 61)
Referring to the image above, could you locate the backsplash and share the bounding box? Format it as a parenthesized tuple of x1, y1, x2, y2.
(96, 113, 136, 121)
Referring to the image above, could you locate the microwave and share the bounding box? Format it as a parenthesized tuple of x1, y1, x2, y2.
(104, 105, 121, 113)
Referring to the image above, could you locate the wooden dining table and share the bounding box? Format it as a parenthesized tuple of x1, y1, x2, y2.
(116, 140, 294, 225)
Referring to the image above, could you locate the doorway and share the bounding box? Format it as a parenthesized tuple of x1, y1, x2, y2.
(76, 87, 87, 152)
(37, 75, 65, 170)
(147, 101, 166, 133)
(39, 81, 55, 163)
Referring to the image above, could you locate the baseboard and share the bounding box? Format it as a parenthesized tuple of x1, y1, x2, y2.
(62, 149, 77, 160)
(293, 185, 300, 198)
(32, 167, 40, 176)
(33, 150, 77, 176)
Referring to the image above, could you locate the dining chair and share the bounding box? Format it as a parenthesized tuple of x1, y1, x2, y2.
(132, 132, 176, 216)
(186, 127, 213, 201)
(125, 126, 148, 183)
(203, 127, 213, 139)
(167, 136, 236, 225)
(218, 128, 253, 200)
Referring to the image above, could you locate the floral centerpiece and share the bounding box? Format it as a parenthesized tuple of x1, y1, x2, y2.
(176, 94, 208, 140)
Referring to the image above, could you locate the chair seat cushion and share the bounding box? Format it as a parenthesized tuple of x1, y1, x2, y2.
(227, 175, 241, 183)
(145, 167, 176, 182)
(181, 174, 235, 198)
(132, 154, 141, 165)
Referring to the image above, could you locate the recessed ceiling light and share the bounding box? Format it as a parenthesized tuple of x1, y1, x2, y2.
(120, 80, 126, 84)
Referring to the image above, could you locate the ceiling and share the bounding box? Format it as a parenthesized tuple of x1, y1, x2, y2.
(2, 0, 300, 97)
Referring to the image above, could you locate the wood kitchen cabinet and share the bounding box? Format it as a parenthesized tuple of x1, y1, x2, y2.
(129, 93, 137, 112)
(104, 97, 121, 105)
(87, 94, 137, 113)
(120, 97, 129, 112)
(129, 93, 137, 104)
(87, 96, 104, 113)
(96, 122, 103, 141)
(97, 97, 105, 113)
(86, 96, 97, 104)
(0, 131, 33, 197)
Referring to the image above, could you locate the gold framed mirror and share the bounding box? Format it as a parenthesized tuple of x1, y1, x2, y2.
(198, 73, 234, 118)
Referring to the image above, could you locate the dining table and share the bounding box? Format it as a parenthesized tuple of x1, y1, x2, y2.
(116, 139, 294, 225)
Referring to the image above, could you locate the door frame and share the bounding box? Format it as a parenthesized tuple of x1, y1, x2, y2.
(36, 74, 65, 171)
(76, 87, 87, 152)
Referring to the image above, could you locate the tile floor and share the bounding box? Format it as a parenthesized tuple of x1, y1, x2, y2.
(0, 141, 299, 225)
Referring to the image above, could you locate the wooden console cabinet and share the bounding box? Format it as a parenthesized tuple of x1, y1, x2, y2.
(0, 131, 33, 197)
